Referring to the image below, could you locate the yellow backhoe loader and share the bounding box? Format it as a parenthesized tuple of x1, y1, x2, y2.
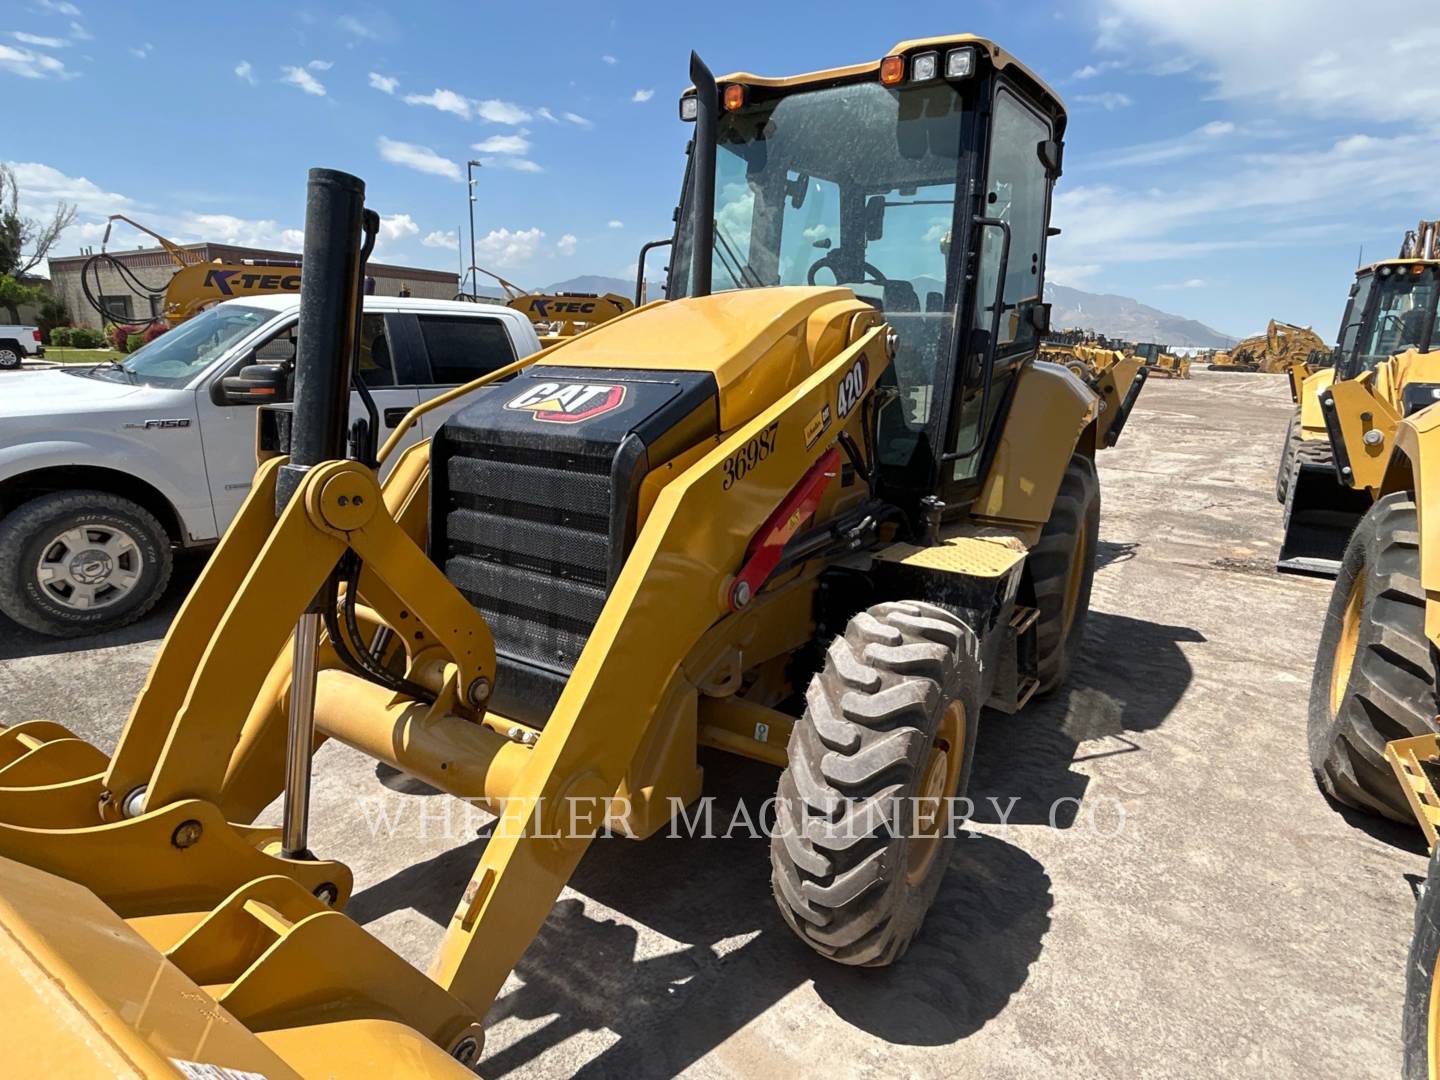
(1306, 359, 1440, 1077)
(83, 215, 303, 325)
(460, 265, 634, 341)
(1277, 222, 1440, 574)
(1209, 318, 1326, 374)
(1129, 341, 1191, 379)
(0, 38, 1122, 1076)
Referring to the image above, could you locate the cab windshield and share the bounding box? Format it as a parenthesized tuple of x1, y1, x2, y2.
(81, 303, 275, 388)
(1351, 265, 1438, 374)
(672, 78, 972, 475)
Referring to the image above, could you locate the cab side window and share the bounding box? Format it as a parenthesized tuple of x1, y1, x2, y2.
(419, 316, 516, 384)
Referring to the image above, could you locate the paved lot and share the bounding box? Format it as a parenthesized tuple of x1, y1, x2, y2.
(0, 369, 1425, 1078)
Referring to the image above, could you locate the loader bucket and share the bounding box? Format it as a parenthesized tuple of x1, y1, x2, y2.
(1276, 462, 1369, 576)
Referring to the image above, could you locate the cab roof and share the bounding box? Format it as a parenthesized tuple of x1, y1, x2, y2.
(689, 35, 1064, 129)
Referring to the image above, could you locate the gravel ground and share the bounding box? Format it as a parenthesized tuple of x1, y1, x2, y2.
(0, 367, 1424, 1078)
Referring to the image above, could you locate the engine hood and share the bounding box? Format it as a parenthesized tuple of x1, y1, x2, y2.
(0, 368, 167, 418)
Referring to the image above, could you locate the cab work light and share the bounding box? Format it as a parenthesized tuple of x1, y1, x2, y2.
(911, 51, 939, 82)
(945, 47, 976, 79)
(679, 95, 698, 121)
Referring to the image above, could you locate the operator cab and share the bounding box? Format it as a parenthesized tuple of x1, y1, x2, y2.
(668, 37, 1066, 508)
(1334, 261, 1440, 380)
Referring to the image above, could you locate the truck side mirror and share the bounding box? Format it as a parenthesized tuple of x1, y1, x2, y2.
(220, 363, 289, 405)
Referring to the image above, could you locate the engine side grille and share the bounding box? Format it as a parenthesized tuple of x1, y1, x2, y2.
(431, 366, 718, 727)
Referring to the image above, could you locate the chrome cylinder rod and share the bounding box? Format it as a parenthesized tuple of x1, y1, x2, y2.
(281, 612, 322, 858)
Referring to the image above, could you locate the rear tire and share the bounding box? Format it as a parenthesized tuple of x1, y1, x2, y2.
(0, 343, 21, 370)
(1404, 847, 1440, 1080)
(770, 601, 980, 967)
(1307, 493, 1437, 821)
(0, 491, 173, 638)
(1030, 454, 1100, 693)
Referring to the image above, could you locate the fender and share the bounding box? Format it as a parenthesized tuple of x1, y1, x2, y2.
(973, 361, 1099, 528)
(0, 435, 215, 543)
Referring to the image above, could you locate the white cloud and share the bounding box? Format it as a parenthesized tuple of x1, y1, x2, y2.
(338, 14, 377, 39)
(129, 42, 153, 59)
(368, 71, 397, 94)
(423, 229, 457, 248)
(13, 32, 66, 48)
(1075, 91, 1133, 110)
(1080, 120, 1240, 169)
(557, 233, 578, 256)
(601, 54, 617, 65)
(378, 213, 419, 243)
(1183, 278, 1206, 287)
(607, 220, 623, 229)
(376, 136, 461, 181)
(0, 43, 68, 79)
(1050, 129, 1440, 273)
(536, 107, 558, 123)
(281, 65, 326, 96)
(6, 161, 133, 218)
(1072, 59, 1122, 79)
(472, 133, 530, 155)
(37, 0, 81, 15)
(404, 87, 471, 119)
(475, 226, 544, 267)
(479, 157, 543, 173)
(181, 213, 303, 251)
(1096, 1, 1440, 123)
(307, 59, 333, 71)
(476, 98, 531, 124)
(631, 88, 653, 103)
(67, 20, 90, 41)
(234, 60, 255, 85)
(561, 111, 593, 128)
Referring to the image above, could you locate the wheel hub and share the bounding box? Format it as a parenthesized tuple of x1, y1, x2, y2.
(69, 550, 113, 585)
(35, 525, 143, 611)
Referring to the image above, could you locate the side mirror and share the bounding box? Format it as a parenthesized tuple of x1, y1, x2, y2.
(1038, 139, 1064, 179)
(1028, 302, 1052, 337)
(220, 362, 289, 405)
(864, 195, 885, 241)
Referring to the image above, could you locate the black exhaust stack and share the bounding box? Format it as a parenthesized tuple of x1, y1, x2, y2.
(688, 52, 718, 298)
(277, 168, 368, 514)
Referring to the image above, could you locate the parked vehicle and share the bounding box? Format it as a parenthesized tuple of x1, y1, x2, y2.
(0, 295, 542, 636)
(0, 324, 44, 370)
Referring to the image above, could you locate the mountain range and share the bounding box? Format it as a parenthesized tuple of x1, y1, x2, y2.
(512, 275, 1240, 350)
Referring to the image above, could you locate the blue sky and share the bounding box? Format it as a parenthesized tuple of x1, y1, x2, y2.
(6, 0, 1440, 338)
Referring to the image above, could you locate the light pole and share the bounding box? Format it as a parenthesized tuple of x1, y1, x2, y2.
(467, 160, 482, 298)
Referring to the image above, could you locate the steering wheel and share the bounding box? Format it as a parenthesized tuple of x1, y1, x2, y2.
(807, 253, 890, 288)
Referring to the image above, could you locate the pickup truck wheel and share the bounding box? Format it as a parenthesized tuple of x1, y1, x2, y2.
(0, 491, 173, 638)
(0, 343, 22, 370)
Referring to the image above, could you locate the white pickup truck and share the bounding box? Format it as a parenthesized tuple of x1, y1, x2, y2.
(0, 324, 45, 369)
(0, 295, 542, 636)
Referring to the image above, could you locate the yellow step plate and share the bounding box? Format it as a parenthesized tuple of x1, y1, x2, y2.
(874, 532, 1028, 579)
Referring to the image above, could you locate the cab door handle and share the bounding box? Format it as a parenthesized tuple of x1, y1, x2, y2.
(383, 407, 409, 428)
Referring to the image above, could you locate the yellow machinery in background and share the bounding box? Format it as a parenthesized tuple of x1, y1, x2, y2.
(0, 38, 1136, 1076)
(1276, 222, 1440, 574)
(82, 215, 303, 326)
(462, 265, 634, 341)
(1036, 340, 1148, 447)
(1130, 341, 1191, 379)
(1209, 318, 1326, 374)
